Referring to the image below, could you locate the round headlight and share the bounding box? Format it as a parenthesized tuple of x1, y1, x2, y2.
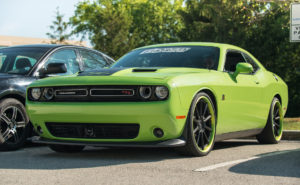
(44, 88, 54, 100)
(155, 86, 169, 100)
(31, 88, 41, 100)
(139, 86, 152, 99)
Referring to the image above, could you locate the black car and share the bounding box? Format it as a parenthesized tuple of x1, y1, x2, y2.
(0, 44, 114, 150)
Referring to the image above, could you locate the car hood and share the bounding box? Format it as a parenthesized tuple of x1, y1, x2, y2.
(30, 67, 214, 87)
(0, 73, 35, 91)
(0, 73, 23, 79)
(77, 67, 208, 78)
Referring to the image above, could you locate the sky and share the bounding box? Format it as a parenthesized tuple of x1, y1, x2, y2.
(0, 0, 84, 41)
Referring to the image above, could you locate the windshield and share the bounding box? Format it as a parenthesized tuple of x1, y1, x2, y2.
(112, 46, 220, 70)
(0, 47, 50, 75)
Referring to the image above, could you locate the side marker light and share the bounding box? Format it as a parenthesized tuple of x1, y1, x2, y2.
(176, 115, 186, 119)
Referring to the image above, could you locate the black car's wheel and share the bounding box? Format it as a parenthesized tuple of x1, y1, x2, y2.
(257, 97, 283, 144)
(49, 144, 85, 153)
(176, 92, 216, 156)
(0, 98, 30, 151)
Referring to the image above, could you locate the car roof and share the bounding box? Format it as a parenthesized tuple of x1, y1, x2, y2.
(136, 42, 243, 50)
(1, 44, 114, 60)
(4, 44, 69, 49)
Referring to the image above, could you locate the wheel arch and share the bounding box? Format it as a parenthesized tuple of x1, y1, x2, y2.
(181, 87, 218, 139)
(0, 93, 33, 138)
(0, 93, 26, 105)
(199, 89, 218, 120)
(274, 94, 282, 104)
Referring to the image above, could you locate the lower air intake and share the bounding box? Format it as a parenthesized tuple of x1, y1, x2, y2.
(46, 122, 139, 139)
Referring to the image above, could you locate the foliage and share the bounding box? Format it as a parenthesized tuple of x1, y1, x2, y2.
(46, 7, 70, 44)
(70, 0, 183, 59)
(178, 0, 300, 117)
(66, 0, 300, 116)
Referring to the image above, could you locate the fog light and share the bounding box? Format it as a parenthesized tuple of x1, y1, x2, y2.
(153, 128, 164, 138)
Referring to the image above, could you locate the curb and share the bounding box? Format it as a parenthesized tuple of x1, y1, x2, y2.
(282, 130, 300, 140)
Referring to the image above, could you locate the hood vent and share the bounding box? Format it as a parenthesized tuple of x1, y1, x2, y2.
(132, 68, 157, 72)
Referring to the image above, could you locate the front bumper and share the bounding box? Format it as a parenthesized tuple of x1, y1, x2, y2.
(26, 99, 188, 142)
(30, 136, 186, 148)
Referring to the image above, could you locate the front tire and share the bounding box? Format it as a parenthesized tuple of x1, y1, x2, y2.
(257, 97, 283, 144)
(177, 92, 216, 156)
(0, 98, 30, 151)
(49, 144, 85, 153)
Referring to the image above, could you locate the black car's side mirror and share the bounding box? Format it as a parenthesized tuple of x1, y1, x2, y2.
(39, 63, 67, 77)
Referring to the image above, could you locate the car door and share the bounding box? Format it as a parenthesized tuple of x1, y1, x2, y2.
(218, 50, 264, 133)
(35, 48, 81, 77)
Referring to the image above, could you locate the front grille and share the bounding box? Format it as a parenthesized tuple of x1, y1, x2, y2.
(46, 122, 140, 139)
(90, 89, 135, 97)
(51, 85, 139, 102)
(55, 89, 88, 97)
(28, 85, 168, 102)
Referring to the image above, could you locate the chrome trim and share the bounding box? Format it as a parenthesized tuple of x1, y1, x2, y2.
(90, 88, 135, 97)
(55, 89, 88, 97)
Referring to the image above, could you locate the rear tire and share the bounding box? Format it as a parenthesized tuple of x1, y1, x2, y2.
(49, 144, 85, 153)
(257, 97, 283, 144)
(176, 92, 216, 156)
(0, 98, 30, 151)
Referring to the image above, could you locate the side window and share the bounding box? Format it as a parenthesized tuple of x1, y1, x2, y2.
(242, 53, 259, 73)
(80, 50, 109, 71)
(224, 51, 246, 72)
(104, 56, 115, 66)
(43, 49, 80, 75)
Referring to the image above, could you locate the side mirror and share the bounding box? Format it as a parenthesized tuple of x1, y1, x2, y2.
(233, 63, 253, 78)
(39, 63, 67, 77)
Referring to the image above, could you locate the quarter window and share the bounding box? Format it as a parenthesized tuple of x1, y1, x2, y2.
(0, 55, 6, 69)
(242, 53, 259, 73)
(80, 50, 109, 71)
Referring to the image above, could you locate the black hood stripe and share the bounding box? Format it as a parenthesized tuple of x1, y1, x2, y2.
(77, 68, 125, 76)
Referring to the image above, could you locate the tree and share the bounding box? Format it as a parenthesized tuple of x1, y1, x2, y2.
(70, 0, 183, 59)
(46, 7, 70, 44)
(67, 0, 300, 116)
(178, 0, 300, 116)
(242, 1, 300, 117)
(70, 0, 133, 59)
(177, 0, 263, 44)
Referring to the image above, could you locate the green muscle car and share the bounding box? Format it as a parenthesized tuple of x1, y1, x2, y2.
(26, 43, 288, 156)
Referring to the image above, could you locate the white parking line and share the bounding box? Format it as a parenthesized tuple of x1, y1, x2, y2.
(193, 150, 296, 172)
(193, 157, 259, 172)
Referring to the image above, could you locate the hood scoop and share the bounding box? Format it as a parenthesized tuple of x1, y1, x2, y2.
(132, 68, 157, 72)
(78, 68, 125, 76)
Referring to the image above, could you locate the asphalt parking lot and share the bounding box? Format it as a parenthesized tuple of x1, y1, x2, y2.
(0, 139, 299, 185)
